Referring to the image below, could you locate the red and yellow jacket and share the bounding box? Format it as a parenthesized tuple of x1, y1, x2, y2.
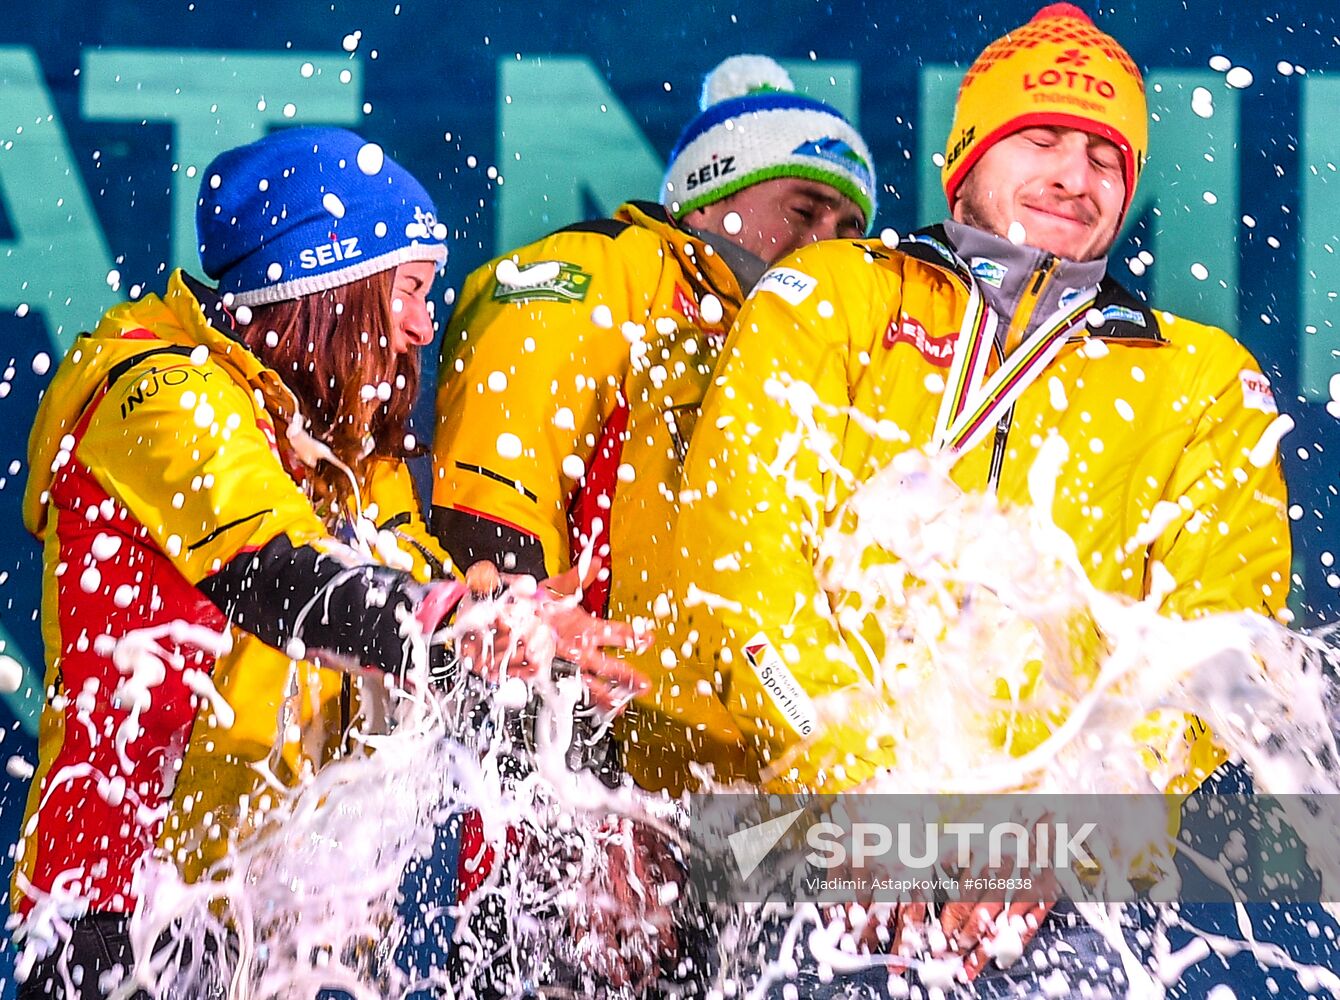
(671, 227, 1292, 795)
(16, 271, 452, 914)
(432, 201, 755, 793)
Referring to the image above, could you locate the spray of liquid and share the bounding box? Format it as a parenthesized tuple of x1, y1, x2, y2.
(726, 424, 1340, 998)
(82, 583, 678, 1000)
(12, 403, 1340, 1000)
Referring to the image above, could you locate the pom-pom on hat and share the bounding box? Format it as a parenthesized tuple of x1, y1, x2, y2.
(197, 127, 448, 307)
(662, 55, 877, 232)
(942, 4, 1147, 216)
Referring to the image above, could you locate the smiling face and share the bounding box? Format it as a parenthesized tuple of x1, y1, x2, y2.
(951, 126, 1127, 262)
(387, 259, 437, 357)
(684, 177, 866, 266)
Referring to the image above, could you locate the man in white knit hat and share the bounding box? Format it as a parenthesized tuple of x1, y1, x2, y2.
(433, 55, 876, 801)
(429, 56, 873, 995)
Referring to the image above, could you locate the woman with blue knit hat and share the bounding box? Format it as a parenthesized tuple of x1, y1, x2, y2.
(13, 126, 644, 998)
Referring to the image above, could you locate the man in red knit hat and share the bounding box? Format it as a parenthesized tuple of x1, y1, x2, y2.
(672, 5, 1290, 996)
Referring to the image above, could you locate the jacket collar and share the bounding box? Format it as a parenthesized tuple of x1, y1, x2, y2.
(162, 270, 303, 418)
(620, 200, 748, 306)
(681, 221, 770, 292)
(25, 271, 304, 537)
(897, 223, 1164, 343)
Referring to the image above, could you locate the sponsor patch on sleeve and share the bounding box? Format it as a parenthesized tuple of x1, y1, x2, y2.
(1100, 304, 1147, 328)
(742, 633, 818, 737)
(1239, 369, 1278, 415)
(756, 267, 818, 306)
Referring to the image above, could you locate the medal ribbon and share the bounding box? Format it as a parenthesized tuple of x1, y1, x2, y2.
(934, 287, 1097, 456)
(932, 281, 995, 445)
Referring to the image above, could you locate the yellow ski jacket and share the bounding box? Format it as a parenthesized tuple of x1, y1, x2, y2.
(672, 226, 1292, 795)
(432, 201, 754, 792)
(16, 271, 452, 913)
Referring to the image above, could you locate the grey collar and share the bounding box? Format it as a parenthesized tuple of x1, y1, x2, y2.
(682, 223, 771, 293)
(942, 220, 1108, 341)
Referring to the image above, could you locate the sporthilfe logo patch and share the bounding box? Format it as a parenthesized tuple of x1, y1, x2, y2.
(492, 260, 592, 304)
(742, 634, 818, 737)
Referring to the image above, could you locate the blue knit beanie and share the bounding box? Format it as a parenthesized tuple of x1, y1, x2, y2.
(197, 127, 447, 306)
(662, 56, 877, 232)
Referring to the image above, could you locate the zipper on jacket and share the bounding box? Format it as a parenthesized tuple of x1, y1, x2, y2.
(1001, 252, 1057, 355)
(1029, 254, 1055, 295)
(987, 410, 1014, 492)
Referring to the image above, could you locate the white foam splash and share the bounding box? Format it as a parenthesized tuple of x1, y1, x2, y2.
(93, 624, 234, 775)
(79, 586, 676, 1000)
(733, 431, 1340, 997)
(14, 399, 1339, 1000)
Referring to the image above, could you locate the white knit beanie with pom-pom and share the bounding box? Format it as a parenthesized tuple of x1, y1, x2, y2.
(662, 54, 876, 231)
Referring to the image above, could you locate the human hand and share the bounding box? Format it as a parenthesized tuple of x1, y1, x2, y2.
(937, 898, 1053, 981)
(845, 894, 1050, 981)
(934, 830, 1058, 982)
(441, 559, 651, 714)
(854, 899, 929, 962)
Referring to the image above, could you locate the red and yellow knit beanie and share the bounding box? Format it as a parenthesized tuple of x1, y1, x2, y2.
(942, 3, 1147, 215)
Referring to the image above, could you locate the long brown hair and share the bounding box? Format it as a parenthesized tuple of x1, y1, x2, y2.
(239, 271, 420, 515)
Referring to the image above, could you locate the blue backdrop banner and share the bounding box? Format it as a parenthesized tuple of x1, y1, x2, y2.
(0, 1, 1337, 995)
